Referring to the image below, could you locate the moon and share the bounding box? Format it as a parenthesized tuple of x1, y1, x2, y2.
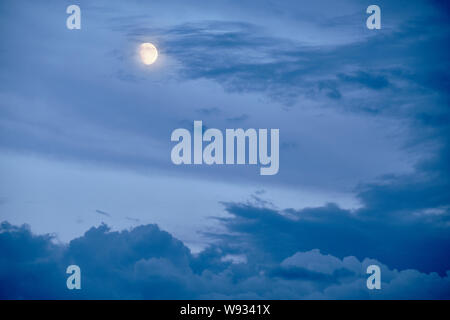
(139, 43, 158, 65)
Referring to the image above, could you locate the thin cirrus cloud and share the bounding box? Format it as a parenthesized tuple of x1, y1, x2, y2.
(95, 210, 111, 217)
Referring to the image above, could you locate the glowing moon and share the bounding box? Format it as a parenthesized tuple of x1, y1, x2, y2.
(139, 43, 158, 65)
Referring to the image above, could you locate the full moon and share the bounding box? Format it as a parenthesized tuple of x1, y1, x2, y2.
(139, 43, 158, 65)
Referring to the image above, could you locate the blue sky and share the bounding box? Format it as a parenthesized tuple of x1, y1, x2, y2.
(0, 0, 449, 298)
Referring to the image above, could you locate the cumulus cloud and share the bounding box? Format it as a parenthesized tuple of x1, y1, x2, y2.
(215, 192, 450, 275)
(1, 221, 449, 299)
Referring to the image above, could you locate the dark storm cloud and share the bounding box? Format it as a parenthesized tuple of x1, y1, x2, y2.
(216, 198, 450, 275)
(1, 221, 449, 299)
(211, 108, 450, 274)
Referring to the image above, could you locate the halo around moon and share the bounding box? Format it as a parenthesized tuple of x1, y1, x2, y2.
(139, 43, 158, 65)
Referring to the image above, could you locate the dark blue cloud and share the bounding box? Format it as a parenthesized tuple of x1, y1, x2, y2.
(0, 222, 68, 299)
(211, 103, 449, 273)
(1, 221, 449, 299)
(211, 118, 449, 274)
(0, 222, 194, 299)
(215, 199, 450, 275)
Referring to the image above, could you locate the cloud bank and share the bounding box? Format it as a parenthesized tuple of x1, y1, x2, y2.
(1, 220, 449, 299)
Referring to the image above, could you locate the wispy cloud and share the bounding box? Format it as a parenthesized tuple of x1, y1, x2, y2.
(95, 210, 111, 217)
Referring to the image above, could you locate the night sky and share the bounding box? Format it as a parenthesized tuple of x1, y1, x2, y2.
(0, 0, 449, 299)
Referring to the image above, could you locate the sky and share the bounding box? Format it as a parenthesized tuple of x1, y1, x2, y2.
(0, 0, 449, 299)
